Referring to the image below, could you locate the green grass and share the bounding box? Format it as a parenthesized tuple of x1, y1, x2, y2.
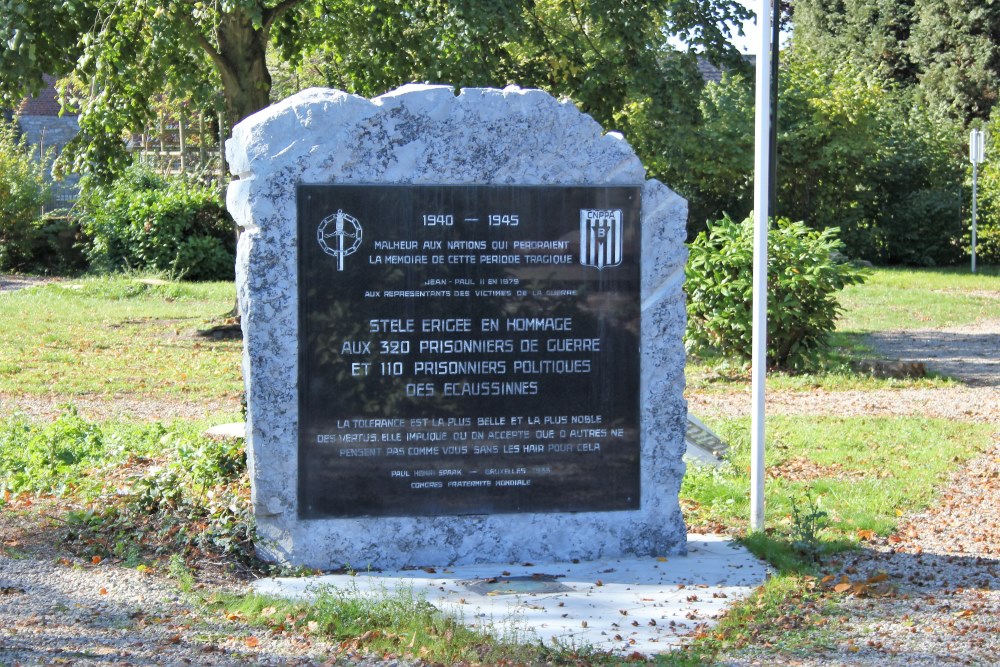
(682, 415, 996, 563)
(0, 275, 242, 401)
(837, 266, 1000, 332)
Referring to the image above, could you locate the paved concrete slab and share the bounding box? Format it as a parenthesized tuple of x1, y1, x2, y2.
(254, 534, 768, 655)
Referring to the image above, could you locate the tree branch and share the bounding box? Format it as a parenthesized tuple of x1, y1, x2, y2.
(263, 0, 308, 34)
(164, 6, 230, 78)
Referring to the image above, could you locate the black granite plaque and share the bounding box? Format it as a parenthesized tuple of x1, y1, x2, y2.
(297, 185, 640, 518)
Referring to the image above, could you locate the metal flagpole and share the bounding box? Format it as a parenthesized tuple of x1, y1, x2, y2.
(750, 0, 773, 533)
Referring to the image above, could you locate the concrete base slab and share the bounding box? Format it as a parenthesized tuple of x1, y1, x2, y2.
(253, 534, 768, 656)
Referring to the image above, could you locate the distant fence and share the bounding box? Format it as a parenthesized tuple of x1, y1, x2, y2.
(131, 110, 228, 189)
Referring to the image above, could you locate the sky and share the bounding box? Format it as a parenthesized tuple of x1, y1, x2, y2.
(727, 0, 791, 55)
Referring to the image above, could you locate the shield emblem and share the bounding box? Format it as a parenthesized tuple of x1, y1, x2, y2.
(580, 209, 623, 270)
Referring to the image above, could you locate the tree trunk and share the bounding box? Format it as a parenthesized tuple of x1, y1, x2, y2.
(215, 13, 273, 133)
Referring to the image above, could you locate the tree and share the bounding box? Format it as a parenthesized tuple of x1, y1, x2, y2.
(0, 0, 751, 182)
(792, 0, 1000, 123)
(681, 45, 965, 264)
(908, 0, 1000, 123)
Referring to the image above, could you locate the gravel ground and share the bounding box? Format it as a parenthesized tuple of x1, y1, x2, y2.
(0, 502, 422, 666)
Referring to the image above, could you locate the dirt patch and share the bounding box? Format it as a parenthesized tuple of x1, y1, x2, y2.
(767, 457, 877, 483)
(0, 392, 241, 422)
(0, 274, 59, 293)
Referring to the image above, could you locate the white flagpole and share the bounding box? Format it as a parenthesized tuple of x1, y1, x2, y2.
(750, 0, 773, 533)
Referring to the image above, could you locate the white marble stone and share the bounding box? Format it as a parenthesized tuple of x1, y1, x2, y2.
(227, 84, 688, 569)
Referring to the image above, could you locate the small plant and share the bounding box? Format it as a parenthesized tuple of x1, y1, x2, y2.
(686, 215, 869, 369)
(789, 494, 830, 564)
(0, 408, 106, 496)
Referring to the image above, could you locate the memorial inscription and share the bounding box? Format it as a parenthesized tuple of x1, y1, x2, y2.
(298, 184, 640, 518)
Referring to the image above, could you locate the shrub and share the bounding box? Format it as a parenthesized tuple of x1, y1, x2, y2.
(686, 215, 868, 370)
(78, 164, 235, 280)
(0, 117, 50, 271)
(968, 224, 1000, 266)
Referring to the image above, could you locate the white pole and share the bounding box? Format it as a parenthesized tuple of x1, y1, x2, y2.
(750, 0, 773, 533)
(973, 159, 978, 274)
(970, 129, 984, 275)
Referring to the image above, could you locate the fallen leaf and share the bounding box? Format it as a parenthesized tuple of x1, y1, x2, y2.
(244, 636, 259, 648)
(98, 587, 108, 595)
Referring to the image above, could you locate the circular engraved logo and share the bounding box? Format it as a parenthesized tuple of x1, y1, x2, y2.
(317, 209, 362, 271)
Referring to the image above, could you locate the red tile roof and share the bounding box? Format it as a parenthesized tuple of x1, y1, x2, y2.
(19, 75, 64, 116)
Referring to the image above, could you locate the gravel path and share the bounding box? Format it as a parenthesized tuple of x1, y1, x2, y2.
(866, 319, 1000, 388)
(0, 393, 241, 422)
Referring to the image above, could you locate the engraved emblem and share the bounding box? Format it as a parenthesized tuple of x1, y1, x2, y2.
(579, 209, 623, 270)
(317, 209, 362, 271)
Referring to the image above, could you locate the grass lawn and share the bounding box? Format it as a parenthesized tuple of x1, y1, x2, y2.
(0, 276, 242, 401)
(837, 265, 1000, 332)
(683, 415, 996, 563)
(688, 265, 1000, 394)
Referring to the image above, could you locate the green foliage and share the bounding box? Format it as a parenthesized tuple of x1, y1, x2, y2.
(792, 0, 1000, 123)
(686, 215, 868, 369)
(1, 0, 751, 184)
(77, 165, 235, 280)
(0, 116, 50, 270)
(657, 68, 754, 236)
(789, 495, 830, 564)
(686, 47, 965, 264)
(971, 107, 1000, 251)
(778, 48, 964, 265)
(0, 409, 106, 496)
(969, 225, 1000, 265)
(2, 412, 258, 567)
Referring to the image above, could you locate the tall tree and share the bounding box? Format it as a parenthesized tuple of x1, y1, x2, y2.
(791, 0, 919, 84)
(909, 0, 1000, 122)
(792, 0, 1000, 123)
(0, 0, 750, 180)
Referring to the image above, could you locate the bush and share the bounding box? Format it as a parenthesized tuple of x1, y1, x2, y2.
(78, 165, 235, 280)
(968, 224, 1000, 266)
(0, 117, 50, 271)
(686, 215, 868, 370)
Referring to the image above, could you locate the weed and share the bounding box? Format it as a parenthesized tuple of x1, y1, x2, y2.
(789, 495, 830, 563)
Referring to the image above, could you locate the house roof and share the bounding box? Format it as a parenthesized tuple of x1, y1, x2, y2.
(696, 55, 756, 84)
(18, 75, 64, 116)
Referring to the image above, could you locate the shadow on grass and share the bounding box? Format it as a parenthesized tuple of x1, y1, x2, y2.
(866, 329, 1000, 387)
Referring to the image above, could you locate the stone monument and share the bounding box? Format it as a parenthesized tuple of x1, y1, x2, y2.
(226, 84, 688, 569)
